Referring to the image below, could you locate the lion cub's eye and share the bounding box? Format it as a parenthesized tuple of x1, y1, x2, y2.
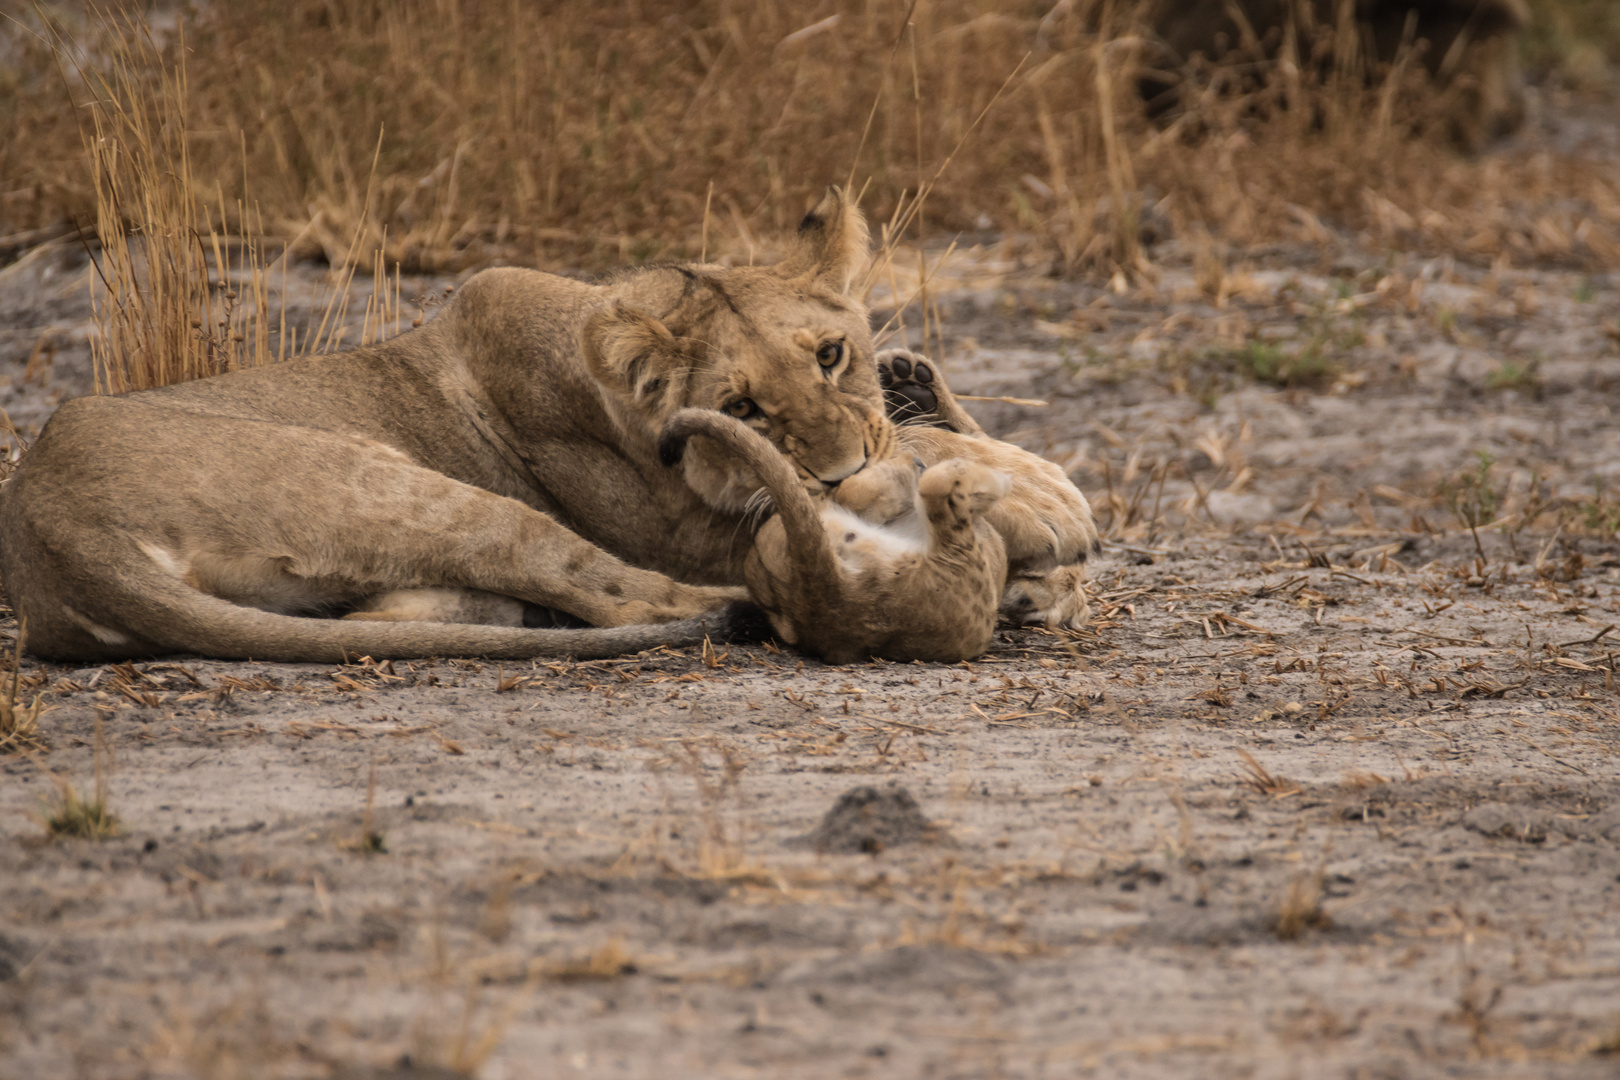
(725, 398, 760, 420)
(816, 340, 844, 368)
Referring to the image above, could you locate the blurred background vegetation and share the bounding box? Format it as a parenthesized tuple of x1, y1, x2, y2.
(1, 0, 1616, 280)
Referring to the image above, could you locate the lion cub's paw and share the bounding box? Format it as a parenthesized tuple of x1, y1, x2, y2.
(1000, 564, 1091, 630)
(918, 458, 1011, 522)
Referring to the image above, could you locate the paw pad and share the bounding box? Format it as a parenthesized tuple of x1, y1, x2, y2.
(878, 350, 938, 423)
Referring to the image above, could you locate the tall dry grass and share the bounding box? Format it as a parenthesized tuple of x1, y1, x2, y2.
(0, 2, 1616, 360)
(59, 9, 408, 389)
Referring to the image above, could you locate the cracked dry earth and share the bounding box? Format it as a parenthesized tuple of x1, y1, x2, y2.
(7, 199, 1620, 1080)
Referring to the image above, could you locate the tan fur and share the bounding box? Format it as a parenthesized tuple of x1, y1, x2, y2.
(1001, 564, 1091, 630)
(661, 410, 1008, 663)
(0, 187, 1098, 663)
(878, 347, 1096, 630)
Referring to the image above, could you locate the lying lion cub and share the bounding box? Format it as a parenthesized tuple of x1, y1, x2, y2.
(660, 408, 1007, 663)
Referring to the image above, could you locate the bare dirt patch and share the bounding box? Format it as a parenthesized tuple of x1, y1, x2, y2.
(6, 112, 1620, 1080)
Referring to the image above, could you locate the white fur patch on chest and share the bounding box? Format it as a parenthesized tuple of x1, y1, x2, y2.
(821, 504, 925, 572)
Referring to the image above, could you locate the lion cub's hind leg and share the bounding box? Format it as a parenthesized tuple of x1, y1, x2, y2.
(1001, 563, 1091, 630)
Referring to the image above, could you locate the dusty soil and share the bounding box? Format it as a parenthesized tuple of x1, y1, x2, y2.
(6, 98, 1620, 1080)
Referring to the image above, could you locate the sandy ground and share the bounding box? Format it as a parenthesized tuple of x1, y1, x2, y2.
(6, 97, 1620, 1079)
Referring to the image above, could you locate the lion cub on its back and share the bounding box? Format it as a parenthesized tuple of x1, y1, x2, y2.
(660, 408, 1008, 663)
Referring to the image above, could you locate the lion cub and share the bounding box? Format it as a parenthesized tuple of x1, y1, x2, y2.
(660, 408, 1008, 664)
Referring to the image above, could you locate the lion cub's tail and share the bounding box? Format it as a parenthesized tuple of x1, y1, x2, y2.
(658, 409, 841, 601)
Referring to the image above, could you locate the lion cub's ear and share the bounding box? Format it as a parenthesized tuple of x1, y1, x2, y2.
(779, 185, 870, 295)
(582, 303, 692, 415)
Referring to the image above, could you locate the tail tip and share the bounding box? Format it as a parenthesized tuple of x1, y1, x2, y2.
(705, 599, 773, 643)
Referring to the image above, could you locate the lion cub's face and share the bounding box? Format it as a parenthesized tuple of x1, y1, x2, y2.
(583, 187, 906, 514)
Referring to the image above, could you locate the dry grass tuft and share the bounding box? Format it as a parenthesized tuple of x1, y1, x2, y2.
(540, 938, 640, 982)
(68, 11, 278, 392)
(1341, 769, 1390, 791)
(37, 714, 118, 840)
(1236, 748, 1301, 799)
(1273, 866, 1333, 941)
(145, 993, 302, 1079)
(1591, 1017, 1620, 1056)
(655, 737, 777, 885)
(44, 7, 408, 394)
(407, 981, 530, 1077)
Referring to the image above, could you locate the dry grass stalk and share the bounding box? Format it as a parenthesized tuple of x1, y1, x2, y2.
(663, 738, 774, 884)
(70, 13, 274, 393)
(410, 978, 536, 1076)
(0, 621, 47, 753)
(1341, 769, 1390, 791)
(338, 758, 386, 854)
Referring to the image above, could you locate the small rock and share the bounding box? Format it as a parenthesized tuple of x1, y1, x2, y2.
(1570, 807, 1620, 843)
(1462, 802, 1549, 842)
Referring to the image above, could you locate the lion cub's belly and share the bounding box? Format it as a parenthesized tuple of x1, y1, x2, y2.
(821, 504, 927, 572)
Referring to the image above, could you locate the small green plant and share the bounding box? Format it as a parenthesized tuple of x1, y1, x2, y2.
(1440, 451, 1508, 561)
(1446, 452, 1503, 528)
(1486, 359, 1541, 392)
(1575, 277, 1596, 303)
(42, 777, 120, 839)
(1579, 480, 1620, 540)
(1442, 452, 1504, 530)
(1236, 341, 1285, 382)
(1226, 339, 1340, 388)
(1289, 340, 1341, 385)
